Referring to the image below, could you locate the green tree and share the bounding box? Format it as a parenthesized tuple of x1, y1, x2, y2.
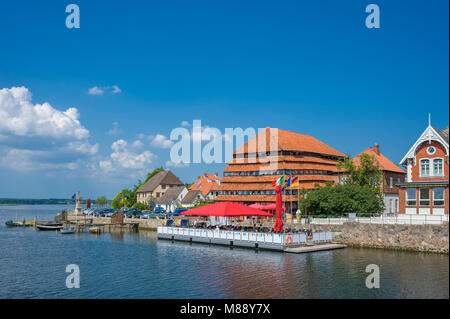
(111, 192, 124, 209)
(132, 202, 147, 211)
(336, 153, 383, 196)
(299, 183, 384, 217)
(95, 196, 108, 206)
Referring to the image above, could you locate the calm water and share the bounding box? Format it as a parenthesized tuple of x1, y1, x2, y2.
(0, 205, 448, 299)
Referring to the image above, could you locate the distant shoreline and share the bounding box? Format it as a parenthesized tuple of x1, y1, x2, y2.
(0, 199, 79, 206)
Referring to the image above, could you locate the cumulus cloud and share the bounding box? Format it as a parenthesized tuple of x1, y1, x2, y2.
(151, 134, 174, 148)
(88, 86, 104, 95)
(165, 160, 190, 168)
(180, 120, 191, 127)
(0, 86, 89, 140)
(88, 85, 122, 95)
(100, 139, 156, 174)
(0, 86, 98, 172)
(112, 85, 122, 93)
(107, 121, 122, 136)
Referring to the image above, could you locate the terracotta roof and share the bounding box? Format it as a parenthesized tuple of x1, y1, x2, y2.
(227, 155, 339, 165)
(222, 175, 335, 183)
(137, 170, 184, 193)
(224, 162, 339, 172)
(219, 180, 330, 191)
(353, 146, 406, 174)
(233, 127, 344, 157)
(189, 173, 222, 197)
(217, 191, 322, 203)
(156, 186, 186, 204)
(181, 190, 203, 204)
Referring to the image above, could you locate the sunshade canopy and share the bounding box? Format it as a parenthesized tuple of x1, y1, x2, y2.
(180, 201, 273, 217)
(249, 203, 286, 211)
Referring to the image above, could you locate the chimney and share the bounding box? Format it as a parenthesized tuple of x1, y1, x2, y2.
(215, 172, 218, 176)
(374, 143, 380, 155)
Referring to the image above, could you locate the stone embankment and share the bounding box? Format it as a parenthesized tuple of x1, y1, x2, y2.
(296, 222, 449, 254)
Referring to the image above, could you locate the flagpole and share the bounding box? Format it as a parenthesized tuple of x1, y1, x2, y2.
(282, 177, 285, 242)
(290, 175, 292, 224)
(297, 176, 300, 223)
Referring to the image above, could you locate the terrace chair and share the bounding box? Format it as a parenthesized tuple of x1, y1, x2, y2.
(166, 220, 174, 227)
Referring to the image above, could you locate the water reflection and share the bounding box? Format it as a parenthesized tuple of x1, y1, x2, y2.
(0, 206, 448, 299)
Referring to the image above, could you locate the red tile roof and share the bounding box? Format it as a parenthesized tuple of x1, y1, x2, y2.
(233, 127, 344, 157)
(189, 173, 222, 197)
(353, 146, 406, 174)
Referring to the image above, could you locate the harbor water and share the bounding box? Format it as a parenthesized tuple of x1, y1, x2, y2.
(0, 205, 448, 299)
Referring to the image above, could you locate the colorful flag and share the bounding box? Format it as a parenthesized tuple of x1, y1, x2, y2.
(282, 176, 291, 191)
(272, 176, 285, 187)
(290, 176, 299, 188)
(71, 193, 76, 200)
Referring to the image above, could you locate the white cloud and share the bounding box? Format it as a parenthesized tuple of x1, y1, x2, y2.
(100, 139, 156, 173)
(0, 86, 98, 172)
(165, 160, 190, 168)
(88, 85, 122, 95)
(131, 140, 144, 149)
(107, 121, 122, 136)
(88, 86, 104, 95)
(112, 85, 122, 94)
(151, 134, 174, 148)
(0, 86, 89, 140)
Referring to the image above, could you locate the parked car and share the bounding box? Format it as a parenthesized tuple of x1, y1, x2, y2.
(171, 208, 187, 216)
(153, 207, 166, 214)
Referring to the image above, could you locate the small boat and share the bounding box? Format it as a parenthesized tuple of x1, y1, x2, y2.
(36, 223, 64, 231)
(5, 220, 28, 227)
(89, 227, 100, 234)
(61, 226, 76, 234)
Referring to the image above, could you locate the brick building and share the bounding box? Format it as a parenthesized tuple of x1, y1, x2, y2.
(335, 144, 406, 215)
(397, 123, 449, 215)
(216, 127, 345, 209)
(189, 173, 222, 200)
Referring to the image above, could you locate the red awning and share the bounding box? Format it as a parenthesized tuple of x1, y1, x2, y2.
(250, 203, 286, 211)
(180, 202, 274, 217)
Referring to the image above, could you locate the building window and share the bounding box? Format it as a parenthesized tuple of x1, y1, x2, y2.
(433, 159, 443, 176)
(390, 177, 393, 188)
(433, 188, 445, 206)
(419, 188, 430, 206)
(427, 146, 436, 155)
(420, 159, 430, 176)
(406, 188, 416, 206)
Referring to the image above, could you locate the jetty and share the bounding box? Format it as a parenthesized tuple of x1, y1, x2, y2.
(157, 226, 346, 253)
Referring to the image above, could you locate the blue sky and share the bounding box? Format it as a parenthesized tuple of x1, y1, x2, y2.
(0, 0, 448, 199)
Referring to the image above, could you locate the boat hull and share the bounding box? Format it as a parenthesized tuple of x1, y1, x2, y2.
(36, 224, 64, 231)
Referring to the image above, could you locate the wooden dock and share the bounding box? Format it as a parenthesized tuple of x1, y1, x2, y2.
(284, 243, 347, 254)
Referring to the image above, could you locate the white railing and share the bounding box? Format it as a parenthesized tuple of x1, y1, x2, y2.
(304, 214, 449, 225)
(157, 227, 332, 246)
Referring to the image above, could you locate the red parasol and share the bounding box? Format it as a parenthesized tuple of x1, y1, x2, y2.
(180, 202, 273, 217)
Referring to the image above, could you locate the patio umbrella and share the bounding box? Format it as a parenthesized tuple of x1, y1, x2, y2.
(180, 202, 273, 217)
(258, 203, 286, 211)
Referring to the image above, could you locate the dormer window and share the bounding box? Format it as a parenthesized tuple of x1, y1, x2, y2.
(420, 159, 430, 176)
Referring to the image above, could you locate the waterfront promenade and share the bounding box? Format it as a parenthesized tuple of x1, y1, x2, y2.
(64, 212, 448, 254)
